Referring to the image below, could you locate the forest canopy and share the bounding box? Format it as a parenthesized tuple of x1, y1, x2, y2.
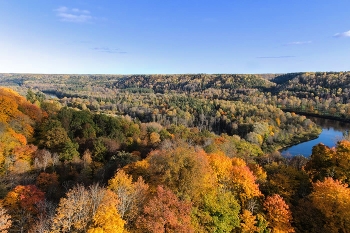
(0, 72, 349, 232)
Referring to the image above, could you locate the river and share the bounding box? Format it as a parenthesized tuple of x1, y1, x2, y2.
(280, 117, 350, 157)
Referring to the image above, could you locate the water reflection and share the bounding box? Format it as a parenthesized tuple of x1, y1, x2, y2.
(281, 117, 350, 157)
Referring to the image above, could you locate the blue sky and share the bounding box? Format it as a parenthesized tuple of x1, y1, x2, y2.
(0, 0, 350, 74)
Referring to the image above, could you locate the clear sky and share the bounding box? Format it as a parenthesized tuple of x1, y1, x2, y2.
(1, 0, 350, 74)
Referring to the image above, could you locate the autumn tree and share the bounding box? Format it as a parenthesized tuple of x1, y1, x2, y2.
(208, 153, 262, 203)
(108, 169, 149, 229)
(0, 204, 12, 233)
(0, 88, 43, 157)
(310, 177, 350, 232)
(304, 143, 335, 182)
(145, 143, 215, 203)
(240, 209, 259, 233)
(2, 185, 45, 232)
(51, 184, 125, 233)
(305, 140, 350, 185)
(332, 140, 350, 183)
(136, 185, 193, 233)
(34, 149, 52, 171)
(51, 185, 96, 233)
(230, 158, 262, 205)
(262, 162, 310, 204)
(149, 132, 161, 145)
(264, 194, 294, 233)
(3, 185, 45, 215)
(87, 190, 125, 233)
(208, 152, 232, 187)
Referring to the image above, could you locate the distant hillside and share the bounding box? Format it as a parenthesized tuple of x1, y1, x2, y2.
(0, 73, 275, 96)
(270, 72, 350, 102)
(113, 74, 275, 93)
(270, 73, 303, 85)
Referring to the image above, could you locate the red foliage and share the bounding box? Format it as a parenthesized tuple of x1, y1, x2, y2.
(3, 185, 45, 214)
(137, 186, 194, 233)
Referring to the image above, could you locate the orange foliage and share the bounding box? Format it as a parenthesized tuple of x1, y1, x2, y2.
(231, 158, 262, 204)
(5, 127, 27, 145)
(19, 102, 43, 122)
(1, 141, 37, 174)
(311, 177, 350, 232)
(231, 157, 247, 167)
(3, 185, 45, 215)
(248, 163, 267, 182)
(0, 95, 18, 123)
(12, 144, 37, 162)
(0, 88, 44, 162)
(123, 159, 150, 181)
(231, 166, 262, 204)
(214, 136, 226, 145)
(137, 186, 194, 233)
(264, 194, 294, 233)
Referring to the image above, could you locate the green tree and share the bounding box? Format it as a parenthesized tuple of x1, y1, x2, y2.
(192, 189, 240, 233)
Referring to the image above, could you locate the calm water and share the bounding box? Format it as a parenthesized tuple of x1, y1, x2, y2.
(280, 117, 350, 157)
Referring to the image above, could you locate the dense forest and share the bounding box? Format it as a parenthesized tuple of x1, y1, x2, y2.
(0, 72, 350, 232)
(2, 72, 350, 120)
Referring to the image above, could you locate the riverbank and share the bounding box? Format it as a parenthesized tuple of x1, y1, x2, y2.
(273, 128, 321, 155)
(281, 108, 350, 123)
(279, 116, 349, 157)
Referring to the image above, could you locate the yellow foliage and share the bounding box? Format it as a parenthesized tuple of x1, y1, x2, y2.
(123, 159, 150, 181)
(275, 118, 281, 126)
(0, 128, 27, 155)
(208, 152, 232, 185)
(248, 163, 267, 182)
(109, 170, 134, 193)
(231, 157, 247, 167)
(240, 210, 259, 233)
(108, 169, 149, 230)
(88, 190, 125, 233)
(0, 144, 4, 165)
(311, 177, 350, 232)
(149, 132, 161, 144)
(208, 154, 262, 205)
